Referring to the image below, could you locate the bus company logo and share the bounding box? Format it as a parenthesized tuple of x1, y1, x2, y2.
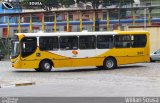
(2, 2, 14, 9)
(72, 50, 78, 57)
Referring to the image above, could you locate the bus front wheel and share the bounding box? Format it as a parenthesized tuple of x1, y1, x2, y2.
(39, 60, 52, 72)
(103, 57, 117, 70)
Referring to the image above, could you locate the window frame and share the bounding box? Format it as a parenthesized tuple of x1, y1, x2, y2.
(97, 35, 114, 49)
(39, 36, 59, 51)
(59, 36, 78, 50)
(114, 35, 131, 48)
(131, 34, 147, 48)
(21, 37, 37, 58)
(79, 35, 96, 50)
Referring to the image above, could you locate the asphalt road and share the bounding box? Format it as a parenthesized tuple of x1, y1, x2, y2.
(0, 61, 160, 97)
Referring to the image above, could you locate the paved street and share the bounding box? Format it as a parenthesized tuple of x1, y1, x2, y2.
(0, 61, 160, 96)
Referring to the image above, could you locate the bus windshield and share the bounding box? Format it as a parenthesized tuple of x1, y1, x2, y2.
(11, 41, 20, 59)
(21, 37, 37, 58)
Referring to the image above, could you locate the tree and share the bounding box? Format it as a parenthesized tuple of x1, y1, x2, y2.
(60, 0, 75, 7)
(76, 0, 100, 9)
(42, 0, 60, 10)
(109, 0, 134, 6)
(22, 0, 134, 10)
(103, 0, 112, 6)
(76, 0, 134, 9)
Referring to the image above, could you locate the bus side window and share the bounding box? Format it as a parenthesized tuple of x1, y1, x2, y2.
(97, 35, 114, 49)
(79, 36, 96, 49)
(115, 35, 131, 48)
(39, 37, 59, 51)
(60, 36, 78, 50)
(131, 34, 147, 48)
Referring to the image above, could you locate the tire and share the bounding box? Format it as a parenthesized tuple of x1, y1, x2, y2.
(96, 66, 104, 70)
(150, 58, 155, 62)
(39, 60, 52, 72)
(103, 57, 117, 70)
(34, 68, 41, 72)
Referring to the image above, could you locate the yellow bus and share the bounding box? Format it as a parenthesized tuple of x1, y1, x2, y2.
(11, 31, 150, 72)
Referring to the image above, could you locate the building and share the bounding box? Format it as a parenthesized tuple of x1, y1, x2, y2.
(140, 0, 160, 18)
(0, 0, 22, 23)
(0, 1, 22, 38)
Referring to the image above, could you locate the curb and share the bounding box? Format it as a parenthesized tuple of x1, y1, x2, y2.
(0, 81, 35, 88)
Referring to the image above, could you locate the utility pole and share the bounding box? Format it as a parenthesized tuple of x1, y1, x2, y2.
(118, 0, 122, 30)
(95, 11, 100, 31)
(144, 8, 147, 30)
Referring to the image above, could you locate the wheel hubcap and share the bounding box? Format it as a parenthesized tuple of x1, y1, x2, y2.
(44, 63, 51, 70)
(106, 60, 114, 68)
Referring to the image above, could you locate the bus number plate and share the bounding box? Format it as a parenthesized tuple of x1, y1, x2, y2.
(137, 51, 144, 55)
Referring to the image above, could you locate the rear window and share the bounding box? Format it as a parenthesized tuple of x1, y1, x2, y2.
(131, 34, 147, 48)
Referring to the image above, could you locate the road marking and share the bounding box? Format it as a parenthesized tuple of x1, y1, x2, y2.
(0, 81, 35, 88)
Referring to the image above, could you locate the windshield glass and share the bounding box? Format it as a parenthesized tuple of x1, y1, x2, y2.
(11, 41, 20, 59)
(155, 49, 160, 54)
(21, 37, 37, 58)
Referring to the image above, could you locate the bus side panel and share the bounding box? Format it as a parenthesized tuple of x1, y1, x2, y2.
(98, 47, 150, 66)
(71, 58, 104, 67)
(54, 59, 72, 68)
(20, 60, 40, 68)
(12, 58, 40, 69)
(116, 56, 149, 65)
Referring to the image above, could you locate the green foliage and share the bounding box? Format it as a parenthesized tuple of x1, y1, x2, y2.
(77, 0, 134, 9)
(60, 0, 75, 7)
(109, 0, 134, 5)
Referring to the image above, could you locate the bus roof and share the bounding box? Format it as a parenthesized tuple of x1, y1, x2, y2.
(15, 31, 149, 37)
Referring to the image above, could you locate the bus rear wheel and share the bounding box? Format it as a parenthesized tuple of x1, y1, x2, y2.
(103, 57, 117, 70)
(34, 68, 41, 72)
(39, 60, 52, 72)
(96, 66, 104, 70)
